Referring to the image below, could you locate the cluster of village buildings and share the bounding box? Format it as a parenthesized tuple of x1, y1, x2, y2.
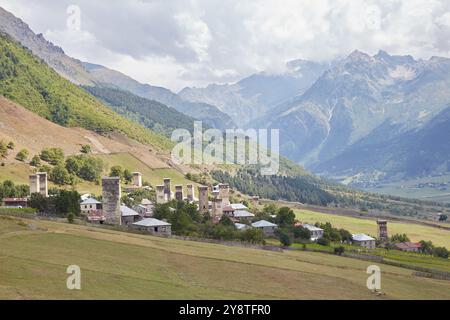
(0, 171, 424, 252)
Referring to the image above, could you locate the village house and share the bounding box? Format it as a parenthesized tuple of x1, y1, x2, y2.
(1, 197, 28, 208)
(120, 205, 141, 225)
(133, 204, 154, 218)
(302, 224, 324, 241)
(394, 242, 422, 252)
(133, 198, 154, 218)
(235, 223, 251, 231)
(251, 220, 278, 236)
(352, 233, 376, 249)
(231, 210, 255, 220)
(80, 198, 102, 215)
(132, 218, 172, 236)
(223, 203, 249, 216)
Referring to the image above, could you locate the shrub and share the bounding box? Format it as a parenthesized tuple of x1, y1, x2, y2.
(67, 213, 75, 224)
(15, 149, 29, 162)
(317, 237, 330, 246)
(334, 246, 345, 255)
(30, 155, 41, 167)
(433, 247, 449, 259)
(40, 148, 64, 165)
(80, 144, 91, 154)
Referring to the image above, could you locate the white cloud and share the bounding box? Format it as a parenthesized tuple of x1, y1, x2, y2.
(2, 0, 450, 91)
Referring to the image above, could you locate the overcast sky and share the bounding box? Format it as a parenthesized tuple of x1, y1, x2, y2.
(2, 0, 450, 91)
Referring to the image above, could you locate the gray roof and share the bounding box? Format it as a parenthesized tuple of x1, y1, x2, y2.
(251, 220, 277, 228)
(352, 234, 375, 241)
(81, 198, 101, 205)
(302, 224, 323, 232)
(235, 223, 250, 230)
(133, 218, 171, 227)
(141, 199, 153, 205)
(230, 203, 248, 210)
(233, 210, 255, 218)
(120, 205, 140, 216)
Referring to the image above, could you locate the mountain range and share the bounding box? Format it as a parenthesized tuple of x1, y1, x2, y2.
(183, 50, 450, 184)
(2, 6, 450, 187)
(0, 7, 234, 131)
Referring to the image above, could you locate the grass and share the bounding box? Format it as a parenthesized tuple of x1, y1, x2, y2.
(295, 208, 450, 248)
(1, 216, 450, 299)
(96, 152, 197, 189)
(0, 152, 196, 196)
(364, 174, 450, 203)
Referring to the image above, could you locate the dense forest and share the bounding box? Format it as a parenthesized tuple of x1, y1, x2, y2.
(82, 86, 199, 137)
(212, 169, 336, 206)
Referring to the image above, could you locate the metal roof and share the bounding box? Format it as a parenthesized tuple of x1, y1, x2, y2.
(235, 223, 250, 230)
(141, 199, 153, 205)
(251, 220, 277, 228)
(233, 210, 255, 218)
(352, 233, 375, 241)
(302, 224, 324, 232)
(133, 218, 171, 227)
(80, 198, 102, 205)
(120, 205, 140, 216)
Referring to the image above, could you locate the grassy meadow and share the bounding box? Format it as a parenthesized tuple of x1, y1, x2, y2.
(0, 215, 450, 300)
(294, 208, 450, 248)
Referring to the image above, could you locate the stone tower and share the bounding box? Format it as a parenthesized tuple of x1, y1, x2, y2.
(163, 178, 171, 201)
(377, 220, 388, 242)
(29, 174, 39, 195)
(198, 186, 209, 214)
(175, 185, 183, 201)
(218, 183, 230, 206)
(156, 185, 166, 204)
(186, 184, 195, 202)
(212, 198, 223, 217)
(132, 172, 142, 187)
(38, 172, 48, 197)
(102, 177, 122, 225)
(29, 172, 48, 197)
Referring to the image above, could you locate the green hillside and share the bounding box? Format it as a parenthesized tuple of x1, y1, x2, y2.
(82, 86, 200, 137)
(0, 33, 171, 150)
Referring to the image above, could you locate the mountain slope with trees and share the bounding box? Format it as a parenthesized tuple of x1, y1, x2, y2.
(0, 32, 171, 150)
(82, 86, 200, 137)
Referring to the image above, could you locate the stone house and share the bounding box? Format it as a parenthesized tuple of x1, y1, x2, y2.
(251, 220, 278, 236)
(132, 218, 172, 236)
(352, 233, 376, 249)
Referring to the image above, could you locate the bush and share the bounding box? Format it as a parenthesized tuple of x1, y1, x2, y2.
(293, 226, 311, 240)
(50, 165, 73, 186)
(433, 247, 449, 259)
(334, 246, 345, 255)
(275, 228, 293, 247)
(7, 141, 15, 150)
(67, 213, 75, 224)
(30, 155, 41, 167)
(275, 207, 295, 227)
(15, 149, 29, 162)
(317, 237, 330, 246)
(109, 165, 123, 178)
(65, 155, 103, 182)
(80, 144, 91, 154)
(390, 233, 410, 243)
(40, 148, 64, 165)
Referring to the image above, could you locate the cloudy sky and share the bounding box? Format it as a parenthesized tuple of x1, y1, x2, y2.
(2, 0, 450, 91)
